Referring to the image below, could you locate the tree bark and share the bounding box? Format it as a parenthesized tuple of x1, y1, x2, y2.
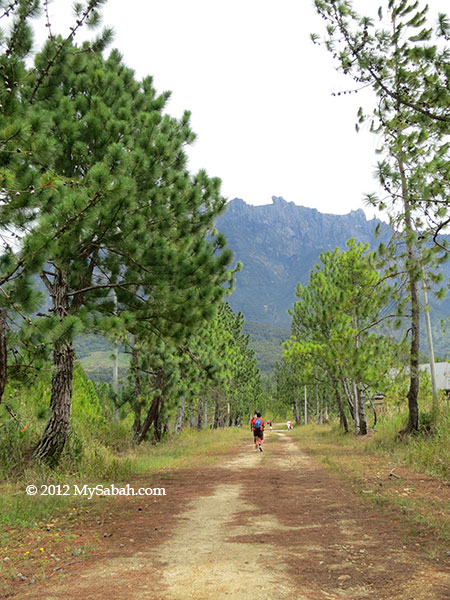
(174, 397, 185, 435)
(136, 368, 163, 444)
(368, 395, 378, 428)
(213, 395, 220, 429)
(0, 309, 6, 405)
(137, 395, 161, 443)
(154, 396, 165, 442)
(334, 379, 348, 433)
(341, 378, 355, 420)
(132, 337, 142, 436)
(187, 399, 196, 428)
(197, 396, 204, 430)
(34, 269, 74, 464)
(133, 403, 142, 439)
(293, 396, 300, 424)
(357, 386, 368, 435)
(399, 159, 420, 433)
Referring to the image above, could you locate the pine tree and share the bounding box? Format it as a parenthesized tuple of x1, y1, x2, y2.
(312, 0, 449, 432)
(2, 3, 234, 462)
(0, 1, 108, 407)
(283, 240, 399, 434)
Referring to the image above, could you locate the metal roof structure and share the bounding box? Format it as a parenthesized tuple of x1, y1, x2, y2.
(419, 362, 450, 391)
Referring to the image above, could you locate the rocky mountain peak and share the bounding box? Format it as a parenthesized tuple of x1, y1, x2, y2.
(216, 197, 390, 325)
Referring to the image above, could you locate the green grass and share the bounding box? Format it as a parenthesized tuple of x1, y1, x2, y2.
(292, 403, 450, 482)
(290, 419, 450, 554)
(0, 427, 248, 530)
(0, 366, 250, 531)
(127, 427, 248, 473)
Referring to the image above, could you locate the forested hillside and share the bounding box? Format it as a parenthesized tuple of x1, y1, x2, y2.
(217, 197, 450, 369)
(216, 196, 391, 325)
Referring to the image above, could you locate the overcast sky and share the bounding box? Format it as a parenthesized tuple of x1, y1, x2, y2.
(36, 0, 448, 220)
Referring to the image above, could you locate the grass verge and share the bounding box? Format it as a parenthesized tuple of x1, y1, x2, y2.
(291, 423, 450, 559)
(0, 427, 248, 529)
(0, 427, 248, 596)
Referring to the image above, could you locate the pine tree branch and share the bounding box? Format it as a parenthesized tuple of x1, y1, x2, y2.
(29, 3, 101, 104)
(432, 217, 450, 252)
(67, 281, 141, 297)
(329, 3, 449, 124)
(40, 271, 54, 295)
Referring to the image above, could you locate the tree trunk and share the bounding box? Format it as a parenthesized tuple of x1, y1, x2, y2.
(213, 395, 220, 429)
(187, 399, 196, 428)
(34, 269, 74, 464)
(368, 395, 378, 428)
(399, 159, 420, 434)
(132, 337, 142, 435)
(293, 396, 300, 424)
(334, 380, 348, 433)
(154, 396, 165, 442)
(357, 387, 367, 435)
(352, 381, 360, 433)
(133, 403, 142, 439)
(304, 386, 308, 425)
(112, 292, 119, 425)
(197, 396, 204, 430)
(341, 378, 355, 421)
(137, 395, 161, 443)
(0, 309, 6, 404)
(174, 397, 185, 435)
(136, 368, 163, 444)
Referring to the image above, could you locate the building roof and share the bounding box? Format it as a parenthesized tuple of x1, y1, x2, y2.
(419, 362, 450, 391)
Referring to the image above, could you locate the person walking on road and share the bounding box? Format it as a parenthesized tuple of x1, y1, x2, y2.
(250, 411, 257, 439)
(252, 412, 265, 452)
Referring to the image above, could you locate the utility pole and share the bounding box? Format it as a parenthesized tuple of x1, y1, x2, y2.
(353, 316, 360, 434)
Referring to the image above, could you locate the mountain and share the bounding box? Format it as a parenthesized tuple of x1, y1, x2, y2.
(216, 196, 391, 326)
(216, 196, 450, 372)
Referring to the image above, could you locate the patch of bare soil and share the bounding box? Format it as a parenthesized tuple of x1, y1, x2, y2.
(6, 432, 450, 600)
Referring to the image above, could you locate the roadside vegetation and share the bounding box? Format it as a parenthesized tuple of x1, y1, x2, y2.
(290, 394, 450, 556)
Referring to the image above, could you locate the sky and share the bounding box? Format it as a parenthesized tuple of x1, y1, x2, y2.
(34, 0, 448, 220)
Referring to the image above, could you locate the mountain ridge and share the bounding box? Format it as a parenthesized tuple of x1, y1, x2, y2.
(217, 196, 391, 325)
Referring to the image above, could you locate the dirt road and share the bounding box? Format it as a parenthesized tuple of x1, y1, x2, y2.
(16, 431, 450, 599)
